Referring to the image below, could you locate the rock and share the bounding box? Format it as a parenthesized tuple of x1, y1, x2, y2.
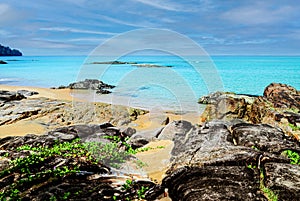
(264, 83, 300, 109)
(0, 44, 22, 56)
(0, 90, 25, 102)
(120, 127, 136, 137)
(158, 120, 192, 140)
(0, 97, 66, 126)
(199, 83, 300, 140)
(0, 123, 165, 201)
(17, 90, 39, 97)
(264, 162, 300, 200)
(230, 123, 298, 153)
(90, 61, 137, 65)
(162, 120, 300, 201)
(128, 138, 149, 149)
(161, 117, 170, 125)
(0, 60, 7, 64)
(132, 64, 172, 68)
(129, 127, 164, 148)
(163, 166, 267, 201)
(67, 79, 115, 94)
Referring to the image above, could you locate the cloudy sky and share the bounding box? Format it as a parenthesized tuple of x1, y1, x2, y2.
(1, 0, 300, 55)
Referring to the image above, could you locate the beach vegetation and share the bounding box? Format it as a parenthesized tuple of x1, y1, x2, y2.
(260, 169, 278, 201)
(282, 150, 300, 165)
(0, 136, 159, 200)
(288, 123, 300, 131)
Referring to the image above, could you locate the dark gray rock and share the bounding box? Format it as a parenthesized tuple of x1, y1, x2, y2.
(0, 60, 7, 64)
(128, 127, 164, 148)
(90, 61, 137, 65)
(68, 79, 115, 94)
(163, 166, 267, 201)
(264, 162, 300, 201)
(157, 120, 192, 140)
(230, 123, 298, 153)
(0, 90, 25, 102)
(16, 90, 39, 97)
(120, 127, 136, 137)
(132, 64, 172, 68)
(163, 120, 300, 201)
(0, 44, 22, 56)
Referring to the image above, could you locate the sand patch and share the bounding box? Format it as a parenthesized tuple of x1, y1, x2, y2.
(136, 140, 174, 183)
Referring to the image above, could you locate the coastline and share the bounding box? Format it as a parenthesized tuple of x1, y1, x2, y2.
(1, 82, 300, 200)
(0, 84, 201, 137)
(0, 84, 74, 101)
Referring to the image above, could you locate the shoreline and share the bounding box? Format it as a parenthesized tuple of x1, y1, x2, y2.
(0, 84, 201, 137)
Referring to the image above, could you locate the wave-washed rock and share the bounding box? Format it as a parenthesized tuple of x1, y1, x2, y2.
(0, 60, 7, 64)
(53, 79, 115, 94)
(90, 61, 137, 65)
(132, 64, 173, 68)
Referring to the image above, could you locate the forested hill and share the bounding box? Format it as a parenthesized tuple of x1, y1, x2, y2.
(0, 44, 22, 56)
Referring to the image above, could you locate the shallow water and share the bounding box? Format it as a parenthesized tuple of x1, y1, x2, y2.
(1, 55, 299, 112)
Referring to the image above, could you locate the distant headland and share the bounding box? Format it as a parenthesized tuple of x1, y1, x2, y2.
(0, 44, 22, 56)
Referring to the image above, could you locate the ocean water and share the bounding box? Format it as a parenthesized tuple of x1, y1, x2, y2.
(0, 55, 299, 112)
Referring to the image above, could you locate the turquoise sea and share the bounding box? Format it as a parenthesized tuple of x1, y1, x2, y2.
(0, 55, 299, 112)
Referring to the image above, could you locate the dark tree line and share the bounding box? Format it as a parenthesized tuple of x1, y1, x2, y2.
(0, 44, 22, 56)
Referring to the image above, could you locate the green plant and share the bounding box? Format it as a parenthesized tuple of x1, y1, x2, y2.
(137, 186, 149, 199)
(282, 150, 300, 165)
(122, 179, 133, 191)
(0, 139, 88, 200)
(260, 169, 278, 201)
(288, 123, 300, 131)
(62, 192, 71, 200)
(247, 164, 257, 169)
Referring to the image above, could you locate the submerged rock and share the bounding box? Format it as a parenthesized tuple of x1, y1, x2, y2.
(90, 61, 137, 65)
(132, 64, 172, 68)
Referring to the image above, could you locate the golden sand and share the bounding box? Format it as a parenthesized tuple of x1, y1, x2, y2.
(0, 84, 74, 101)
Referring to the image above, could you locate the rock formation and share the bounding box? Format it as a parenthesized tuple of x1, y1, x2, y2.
(53, 79, 115, 94)
(199, 83, 300, 140)
(161, 120, 300, 201)
(0, 44, 22, 56)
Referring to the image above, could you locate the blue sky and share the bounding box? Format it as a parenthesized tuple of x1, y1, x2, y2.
(1, 0, 300, 55)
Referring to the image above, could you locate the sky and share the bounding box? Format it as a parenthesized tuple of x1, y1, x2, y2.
(1, 0, 300, 56)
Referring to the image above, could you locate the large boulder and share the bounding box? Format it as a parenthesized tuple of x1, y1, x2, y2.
(263, 83, 300, 109)
(162, 120, 300, 200)
(0, 90, 25, 102)
(199, 83, 300, 140)
(68, 79, 115, 94)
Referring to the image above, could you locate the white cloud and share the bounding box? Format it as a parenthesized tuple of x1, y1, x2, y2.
(132, 0, 195, 12)
(40, 27, 117, 35)
(222, 3, 296, 25)
(100, 15, 156, 28)
(0, 3, 9, 15)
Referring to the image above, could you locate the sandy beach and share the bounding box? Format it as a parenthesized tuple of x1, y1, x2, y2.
(0, 84, 201, 137)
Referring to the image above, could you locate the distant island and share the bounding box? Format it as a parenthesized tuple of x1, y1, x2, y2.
(0, 44, 22, 56)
